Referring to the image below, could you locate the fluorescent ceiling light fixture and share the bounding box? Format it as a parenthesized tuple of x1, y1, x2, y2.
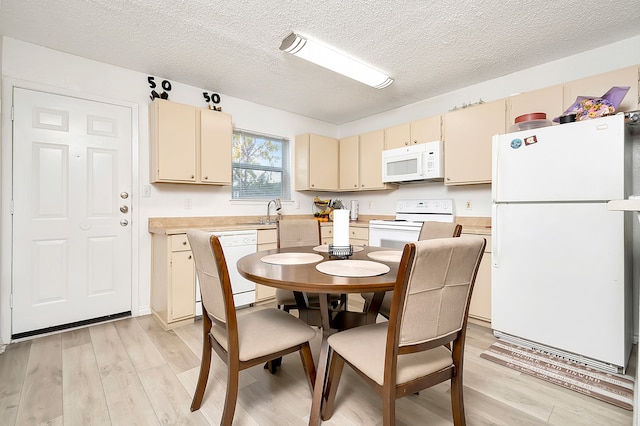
(280, 32, 393, 89)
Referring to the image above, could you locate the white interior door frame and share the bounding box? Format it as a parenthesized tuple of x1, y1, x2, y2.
(0, 78, 140, 348)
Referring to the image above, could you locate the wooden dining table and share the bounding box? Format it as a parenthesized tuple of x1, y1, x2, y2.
(237, 245, 400, 425)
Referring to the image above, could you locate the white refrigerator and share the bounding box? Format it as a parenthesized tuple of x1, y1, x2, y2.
(491, 114, 633, 373)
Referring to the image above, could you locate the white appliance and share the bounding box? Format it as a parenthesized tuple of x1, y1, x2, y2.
(369, 199, 454, 248)
(492, 114, 632, 373)
(195, 229, 257, 316)
(382, 141, 444, 183)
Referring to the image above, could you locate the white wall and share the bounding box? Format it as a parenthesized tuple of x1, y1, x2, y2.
(1, 35, 639, 345)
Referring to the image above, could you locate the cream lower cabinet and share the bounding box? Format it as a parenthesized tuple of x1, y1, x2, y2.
(321, 223, 368, 246)
(443, 99, 506, 185)
(255, 229, 278, 302)
(349, 226, 368, 246)
(320, 223, 333, 245)
(151, 234, 195, 330)
(465, 234, 492, 323)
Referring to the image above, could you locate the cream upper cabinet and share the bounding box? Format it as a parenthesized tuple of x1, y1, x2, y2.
(384, 123, 410, 149)
(564, 66, 639, 114)
(384, 116, 441, 150)
(150, 99, 197, 182)
(339, 135, 359, 190)
(358, 129, 393, 190)
(150, 99, 232, 185)
(443, 99, 506, 185)
(508, 85, 564, 125)
(410, 115, 441, 144)
(295, 133, 339, 191)
(200, 108, 232, 184)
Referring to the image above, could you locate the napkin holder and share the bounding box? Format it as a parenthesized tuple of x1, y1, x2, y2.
(328, 244, 353, 259)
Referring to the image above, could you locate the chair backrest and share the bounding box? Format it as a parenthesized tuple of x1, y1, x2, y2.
(418, 221, 462, 240)
(277, 219, 321, 248)
(390, 236, 485, 349)
(187, 229, 235, 327)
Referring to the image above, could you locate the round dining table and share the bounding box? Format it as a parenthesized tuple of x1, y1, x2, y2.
(237, 245, 402, 426)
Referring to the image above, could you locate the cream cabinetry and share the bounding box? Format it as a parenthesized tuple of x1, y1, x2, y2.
(349, 226, 369, 247)
(320, 223, 333, 245)
(384, 116, 441, 150)
(256, 229, 278, 302)
(508, 85, 564, 126)
(443, 99, 506, 185)
(339, 135, 359, 190)
(150, 99, 232, 185)
(338, 130, 393, 191)
(465, 234, 492, 323)
(410, 115, 442, 145)
(295, 133, 339, 191)
(151, 233, 195, 330)
(564, 66, 639, 114)
(321, 223, 368, 246)
(384, 123, 410, 149)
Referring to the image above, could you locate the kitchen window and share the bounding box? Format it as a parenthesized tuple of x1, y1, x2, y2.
(232, 129, 290, 200)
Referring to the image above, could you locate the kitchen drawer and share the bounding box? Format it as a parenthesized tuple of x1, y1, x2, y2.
(349, 226, 368, 240)
(321, 225, 333, 238)
(171, 234, 191, 251)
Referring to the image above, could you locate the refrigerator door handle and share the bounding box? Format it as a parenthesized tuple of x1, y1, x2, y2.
(492, 203, 498, 268)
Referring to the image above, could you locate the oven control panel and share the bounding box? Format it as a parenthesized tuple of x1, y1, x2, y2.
(396, 199, 453, 215)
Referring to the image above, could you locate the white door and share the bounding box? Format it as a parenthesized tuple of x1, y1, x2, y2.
(492, 202, 629, 367)
(12, 88, 133, 336)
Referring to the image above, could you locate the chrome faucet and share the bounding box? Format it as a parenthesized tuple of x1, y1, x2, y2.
(266, 198, 282, 224)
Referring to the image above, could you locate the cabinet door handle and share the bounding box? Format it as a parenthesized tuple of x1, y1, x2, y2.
(190, 175, 195, 179)
(182, 241, 187, 245)
(188, 255, 192, 260)
(203, 176, 208, 180)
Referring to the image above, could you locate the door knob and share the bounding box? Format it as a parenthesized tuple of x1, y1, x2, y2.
(120, 205, 129, 213)
(120, 192, 129, 199)
(120, 219, 129, 226)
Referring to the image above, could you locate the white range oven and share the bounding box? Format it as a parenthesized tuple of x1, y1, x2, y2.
(369, 199, 454, 248)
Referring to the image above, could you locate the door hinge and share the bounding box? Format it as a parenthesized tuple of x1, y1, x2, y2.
(9, 293, 13, 309)
(11, 106, 14, 121)
(10, 200, 14, 215)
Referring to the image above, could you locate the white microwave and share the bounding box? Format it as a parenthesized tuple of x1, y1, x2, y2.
(381, 141, 444, 183)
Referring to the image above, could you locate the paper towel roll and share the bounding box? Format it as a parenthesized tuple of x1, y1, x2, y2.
(333, 209, 350, 247)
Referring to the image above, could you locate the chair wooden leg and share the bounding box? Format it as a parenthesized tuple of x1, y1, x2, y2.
(321, 349, 345, 420)
(191, 314, 213, 412)
(299, 342, 317, 395)
(450, 372, 466, 426)
(221, 360, 240, 426)
(382, 394, 396, 426)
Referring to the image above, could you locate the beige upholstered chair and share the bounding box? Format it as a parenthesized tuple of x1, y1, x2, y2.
(275, 219, 343, 313)
(322, 236, 486, 426)
(363, 221, 462, 318)
(187, 229, 317, 425)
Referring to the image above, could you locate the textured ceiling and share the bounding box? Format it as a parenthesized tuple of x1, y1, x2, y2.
(1, 1, 639, 124)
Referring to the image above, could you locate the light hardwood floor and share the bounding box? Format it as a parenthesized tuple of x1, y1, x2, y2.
(0, 303, 634, 425)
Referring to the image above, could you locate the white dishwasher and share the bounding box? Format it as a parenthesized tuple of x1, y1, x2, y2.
(195, 229, 257, 316)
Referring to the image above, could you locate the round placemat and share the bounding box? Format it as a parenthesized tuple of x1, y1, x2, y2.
(261, 252, 324, 265)
(315, 260, 390, 277)
(367, 250, 402, 263)
(312, 244, 364, 253)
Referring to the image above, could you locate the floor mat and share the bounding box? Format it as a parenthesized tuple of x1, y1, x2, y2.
(480, 340, 634, 410)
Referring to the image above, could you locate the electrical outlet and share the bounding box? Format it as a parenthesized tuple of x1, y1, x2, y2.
(184, 198, 192, 209)
(142, 185, 151, 197)
(465, 200, 472, 210)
